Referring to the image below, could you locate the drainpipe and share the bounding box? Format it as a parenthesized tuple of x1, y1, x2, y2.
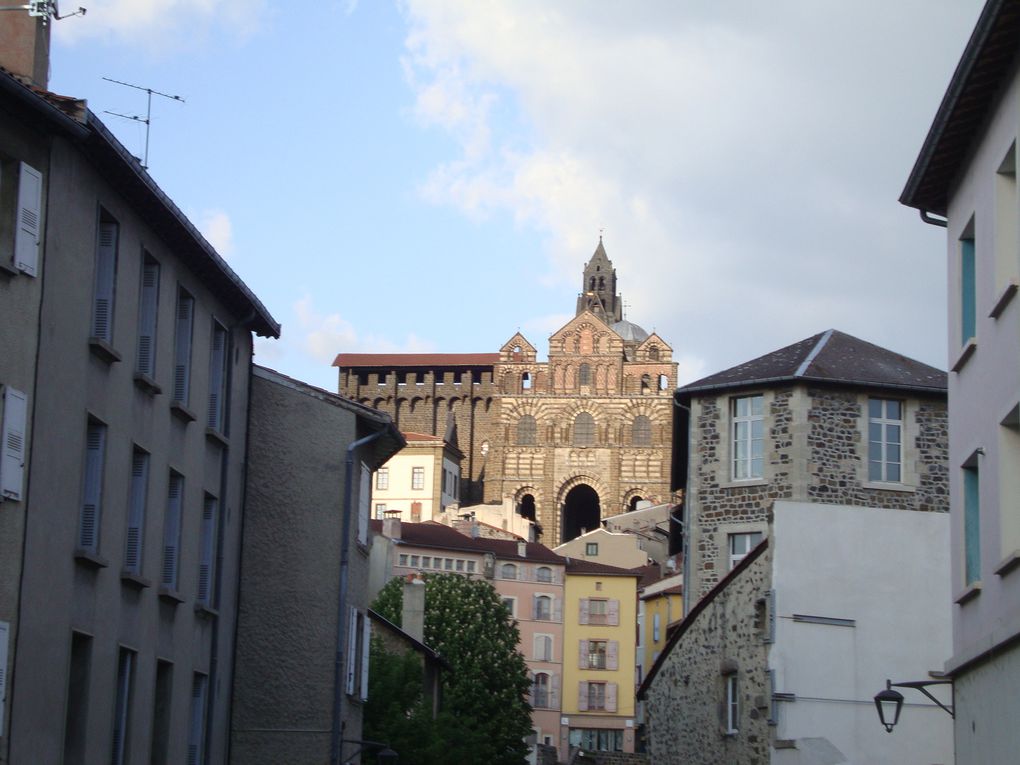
(331, 428, 385, 765)
(920, 209, 948, 228)
(673, 392, 693, 617)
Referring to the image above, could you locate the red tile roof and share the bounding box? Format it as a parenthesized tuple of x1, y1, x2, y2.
(333, 353, 500, 368)
(402, 432, 445, 443)
(564, 558, 640, 577)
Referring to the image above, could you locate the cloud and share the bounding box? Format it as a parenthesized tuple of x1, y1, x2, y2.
(197, 209, 235, 259)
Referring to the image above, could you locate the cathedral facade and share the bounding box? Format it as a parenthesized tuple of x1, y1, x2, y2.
(334, 241, 678, 546)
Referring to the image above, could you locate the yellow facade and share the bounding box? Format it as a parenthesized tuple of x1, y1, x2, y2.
(562, 564, 638, 754)
(640, 587, 682, 675)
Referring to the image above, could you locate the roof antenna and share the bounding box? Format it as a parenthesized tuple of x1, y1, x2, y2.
(102, 77, 185, 169)
(0, 2, 86, 24)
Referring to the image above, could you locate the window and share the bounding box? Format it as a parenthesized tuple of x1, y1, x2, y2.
(632, 415, 652, 446)
(585, 598, 615, 625)
(868, 398, 902, 482)
(960, 234, 976, 345)
(587, 640, 608, 669)
(376, 467, 389, 490)
(3, 160, 42, 275)
(653, 613, 661, 643)
(502, 597, 516, 616)
(534, 595, 552, 620)
(501, 563, 518, 580)
(648, 345, 660, 361)
(1, 386, 27, 501)
(91, 216, 118, 343)
(569, 728, 623, 752)
(534, 634, 553, 661)
(579, 363, 592, 386)
(161, 472, 184, 591)
(536, 566, 552, 583)
(110, 647, 135, 765)
(995, 144, 1019, 299)
(729, 532, 763, 569)
(207, 321, 228, 432)
(456, 559, 464, 572)
(345, 607, 371, 701)
(124, 448, 149, 575)
(444, 558, 453, 571)
(398, 554, 409, 566)
(466, 560, 476, 573)
(136, 254, 160, 378)
(197, 495, 218, 606)
(732, 394, 764, 480)
(187, 674, 208, 765)
(172, 288, 194, 405)
(725, 674, 739, 734)
(964, 463, 981, 587)
(574, 412, 596, 446)
(63, 632, 92, 764)
(587, 682, 606, 710)
(585, 542, 598, 556)
(150, 660, 173, 765)
(421, 556, 431, 568)
(412, 466, 424, 490)
(533, 672, 550, 708)
(517, 415, 537, 445)
(374, 503, 387, 519)
(79, 419, 106, 553)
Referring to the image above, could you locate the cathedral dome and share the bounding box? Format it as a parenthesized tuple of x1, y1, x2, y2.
(611, 319, 649, 342)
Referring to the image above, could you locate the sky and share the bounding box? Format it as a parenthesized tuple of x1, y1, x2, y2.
(48, 0, 985, 391)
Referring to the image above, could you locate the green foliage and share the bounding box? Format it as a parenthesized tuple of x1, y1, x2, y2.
(367, 574, 533, 765)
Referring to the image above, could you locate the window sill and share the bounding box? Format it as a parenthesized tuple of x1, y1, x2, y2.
(722, 478, 768, 490)
(133, 372, 162, 396)
(954, 582, 982, 605)
(74, 548, 110, 569)
(995, 550, 1020, 577)
(989, 280, 1018, 319)
(88, 337, 122, 364)
(170, 401, 197, 423)
(205, 427, 229, 447)
(121, 571, 152, 589)
(862, 481, 916, 494)
(951, 339, 977, 373)
(0, 260, 18, 277)
(158, 587, 185, 605)
(194, 603, 219, 618)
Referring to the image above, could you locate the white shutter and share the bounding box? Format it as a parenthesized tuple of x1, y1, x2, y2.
(607, 640, 619, 671)
(162, 474, 183, 588)
(360, 613, 371, 701)
(577, 681, 589, 711)
(578, 598, 589, 625)
(79, 422, 105, 551)
(14, 162, 42, 276)
(0, 621, 8, 737)
(173, 291, 194, 403)
(1, 387, 27, 501)
(197, 495, 216, 604)
(91, 221, 118, 342)
(550, 672, 560, 710)
(136, 258, 159, 377)
(345, 607, 359, 695)
(553, 597, 562, 622)
(608, 599, 620, 626)
(606, 682, 618, 712)
(124, 450, 148, 573)
(358, 462, 370, 546)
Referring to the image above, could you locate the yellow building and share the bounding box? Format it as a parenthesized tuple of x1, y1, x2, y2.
(562, 558, 639, 755)
(637, 572, 683, 684)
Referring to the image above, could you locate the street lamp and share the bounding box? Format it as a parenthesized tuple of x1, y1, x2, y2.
(873, 678, 953, 733)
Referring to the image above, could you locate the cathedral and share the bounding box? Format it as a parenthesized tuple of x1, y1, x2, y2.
(334, 240, 678, 546)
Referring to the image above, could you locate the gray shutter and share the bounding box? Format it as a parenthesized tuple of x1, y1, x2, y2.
(187, 675, 206, 765)
(607, 640, 619, 671)
(124, 450, 148, 573)
(345, 607, 359, 695)
(578, 640, 588, 669)
(0, 621, 8, 737)
(79, 422, 105, 551)
(550, 672, 560, 710)
(532, 595, 540, 620)
(14, 162, 41, 275)
(606, 682, 618, 712)
(197, 495, 216, 604)
(765, 589, 776, 644)
(136, 258, 159, 376)
(358, 463, 370, 545)
(1, 387, 27, 501)
(173, 292, 193, 403)
(162, 474, 183, 588)
(207, 323, 226, 430)
(92, 222, 117, 341)
(579, 598, 589, 625)
(360, 614, 371, 701)
(608, 599, 620, 626)
(578, 681, 589, 711)
(553, 597, 562, 622)
(111, 650, 132, 765)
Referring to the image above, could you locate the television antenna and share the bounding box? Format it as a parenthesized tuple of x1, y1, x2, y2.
(0, 2, 86, 23)
(102, 77, 185, 169)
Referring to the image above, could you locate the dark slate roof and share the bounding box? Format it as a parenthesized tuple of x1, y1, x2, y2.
(901, 0, 1020, 216)
(564, 558, 640, 577)
(611, 319, 649, 342)
(680, 330, 947, 396)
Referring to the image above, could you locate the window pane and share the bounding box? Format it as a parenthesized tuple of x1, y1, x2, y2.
(886, 424, 901, 445)
(750, 395, 763, 416)
(887, 400, 901, 420)
(869, 460, 882, 481)
(888, 463, 901, 483)
(869, 399, 883, 419)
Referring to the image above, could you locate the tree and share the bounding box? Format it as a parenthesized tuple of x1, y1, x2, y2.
(367, 573, 533, 765)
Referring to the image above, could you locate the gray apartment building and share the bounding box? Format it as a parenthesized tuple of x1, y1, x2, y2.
(0, 13, 279, 764)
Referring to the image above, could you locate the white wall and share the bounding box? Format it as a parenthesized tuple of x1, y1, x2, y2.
(770, 501, 953, 765)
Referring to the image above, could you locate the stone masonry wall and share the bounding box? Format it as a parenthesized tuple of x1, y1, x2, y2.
(643, 546, 772, 765)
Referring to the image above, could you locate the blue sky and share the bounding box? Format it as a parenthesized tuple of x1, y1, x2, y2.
(49, 1, 984, 391)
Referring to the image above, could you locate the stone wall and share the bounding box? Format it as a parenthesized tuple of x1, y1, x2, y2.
(643, 547, 772, 765)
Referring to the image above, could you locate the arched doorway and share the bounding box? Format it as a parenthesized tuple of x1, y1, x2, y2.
(628, 495, 643, 512)
(562, 485, 600, 542)
(517, 494, 536, 521)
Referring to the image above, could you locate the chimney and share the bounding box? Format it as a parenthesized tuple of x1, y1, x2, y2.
(382, 517, 401, 540)
(0, 7, 51, 89)
(402, 575, 425, 643)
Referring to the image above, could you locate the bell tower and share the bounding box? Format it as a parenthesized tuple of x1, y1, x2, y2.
(576, 237, 623, 323)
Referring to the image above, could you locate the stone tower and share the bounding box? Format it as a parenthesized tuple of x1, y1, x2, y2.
(576, 238, 623, 323)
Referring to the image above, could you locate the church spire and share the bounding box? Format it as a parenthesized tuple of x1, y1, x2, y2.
(576, 238, 623, 323)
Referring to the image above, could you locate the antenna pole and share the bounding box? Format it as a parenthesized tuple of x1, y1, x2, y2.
(102, 77, 184, 169)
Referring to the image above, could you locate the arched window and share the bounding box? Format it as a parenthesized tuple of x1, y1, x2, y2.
(648, 345, 660, 361)
(533, 672, 550, 708)
(589, 276, 596, 290)
(534, 634, 553, 661)
(632, 415, 652, 446)
(574, 412, 596, 446)
(517, 415, 537, 445)
(522, 371, 532, 390)
(579, 363, 592, 386)
(598, 276, 605, 290)
(641, 374, 651, 394)
(501, 563, 518, 580)
(534, 595, 552, 620)
(536, 566, 552, 583)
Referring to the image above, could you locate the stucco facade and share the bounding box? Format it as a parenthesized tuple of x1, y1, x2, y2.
(371, 432, 462, 522)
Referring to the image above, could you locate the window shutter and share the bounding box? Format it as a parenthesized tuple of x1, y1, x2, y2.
(1, 387, 27, 501)
(79, 422, 105, 551)
(553, 597, 562, 622)
(187, 675, 207, 765)
(14, 163, 42, 276)
(606, 682, 618, 712)
(111, 650, 133, 765)
(345, 607, 359, 695)
(607, 640, 619, 671)
(358, 463, 370, 546)
(0, 621, 8, 737)
(578, 681, 589, 711)
(360, 614, 371, 701)
(578, 640, 588, 669)
(162, 474, 183, 588)
(550, 672, 560, 709)
(207, 324, 227, 430)
(136, 259, 159, 377)
(532, 595, 540, 620)
(173, 292, 193, 403)
(608, 599, 620, 626)
(124, 450, 148, 573)
(92, 222, 118, 342)
(197, 496, 216, 604)
(579, 598, 589, 625)
(765, 589, 776, 644)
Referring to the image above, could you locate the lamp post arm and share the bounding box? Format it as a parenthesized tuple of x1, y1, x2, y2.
(891, 679, 954, 719)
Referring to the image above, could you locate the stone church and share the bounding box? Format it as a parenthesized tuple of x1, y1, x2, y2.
(334, 240, 678, 546)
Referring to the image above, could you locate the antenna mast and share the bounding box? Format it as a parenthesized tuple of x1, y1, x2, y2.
(102, 77, 184, 169)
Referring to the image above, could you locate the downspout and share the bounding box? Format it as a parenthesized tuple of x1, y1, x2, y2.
(673, 392, 693, 617)
(920, 209, 948, 228)
(331, 428, 385, 765)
